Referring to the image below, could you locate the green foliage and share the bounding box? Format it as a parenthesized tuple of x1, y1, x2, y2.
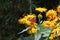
(34, 24, 52, 40)
(38, 24, 51, 32)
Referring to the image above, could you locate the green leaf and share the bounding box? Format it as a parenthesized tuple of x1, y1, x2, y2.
(37, 24, 52, 37)
(34, 32, 41, 40)
(18, 27, 31, 34)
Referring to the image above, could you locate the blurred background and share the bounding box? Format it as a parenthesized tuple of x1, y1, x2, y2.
(0, 0, 59, 40)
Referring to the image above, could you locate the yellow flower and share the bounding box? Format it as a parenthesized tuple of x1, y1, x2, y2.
(18, 14, 36, 23)
(49, 34, 56, 40)
(26, 14, 36, 19)
(58, 17, 60, 20)
(56, 23, 60, 27)
(18, 18, 27, 24)
(51, 18, 58, 23)
(27, 27, 37, 34)
(57, 5, 60, 13)
(46, 9, 57, 20)
(25, 21, 31, 25)
(18, 14, 38, 28)
(52, 28, 57, 34)
(57, 17, 60, 22)
(25, 14, 36, 22)
(35, 7, 47, 12)
(56, 27, 60, 36)
(42, 21, 55, 28)
(52, 27, 60, 35)
(51, 17, 60, 23)
(30, 23, 38, 28)
(58, 32, 60, 36)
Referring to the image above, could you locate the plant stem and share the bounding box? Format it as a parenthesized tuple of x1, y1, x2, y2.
(45, 28, 53, 40)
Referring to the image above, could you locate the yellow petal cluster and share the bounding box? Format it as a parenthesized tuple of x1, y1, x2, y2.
(58, 32, 60, 36)
(42, 21, 55, 28)
(18, 18, 31, 25)
(27, 27, 37, 34)
(49, 33, 56, 40)
(56, 23, 60, 27)
(51, 18, 58, 23)
(52, 27, 60, 35)
(46, 9, 57, 20)
(57, 5, 60, 13)
(49, 27, 60, 40)
(25, 14, 36, 19)
(18, 14, 38, 34)
(35, 7, 47, 12)
(18, 14, 37, 27)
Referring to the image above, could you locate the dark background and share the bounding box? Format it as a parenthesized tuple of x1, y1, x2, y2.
(0, 0, 59, 40)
